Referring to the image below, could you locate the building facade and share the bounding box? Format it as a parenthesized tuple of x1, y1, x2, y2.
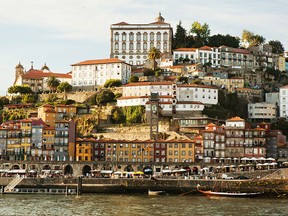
(110, 13, 173, 66)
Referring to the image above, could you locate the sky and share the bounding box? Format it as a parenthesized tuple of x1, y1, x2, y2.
(0, 0, 287, 96)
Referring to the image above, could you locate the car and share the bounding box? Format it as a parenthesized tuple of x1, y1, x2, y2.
(235, 175, 249, 179)
(222, 174, 234, 179)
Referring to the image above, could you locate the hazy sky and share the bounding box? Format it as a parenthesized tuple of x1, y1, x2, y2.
(0, 0, 287, 96)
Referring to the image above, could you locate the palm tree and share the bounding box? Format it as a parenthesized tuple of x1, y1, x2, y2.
(148, 47, 161, 71)
(46, 76, 60, 93)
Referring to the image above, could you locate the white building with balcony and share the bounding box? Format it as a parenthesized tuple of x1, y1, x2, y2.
(71, 58, 131, 91)
(110, 13, 173, 66)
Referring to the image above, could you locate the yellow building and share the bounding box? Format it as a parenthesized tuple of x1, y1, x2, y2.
(38, 104, 56, 127)
(76, 138, 93, 161)
(20, 119, 32, 160)
(42, 125, 55, 161)
(166, 139, 194, 163)
(5, 122, 22, 160)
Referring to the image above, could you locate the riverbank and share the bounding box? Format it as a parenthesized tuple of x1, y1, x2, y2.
(1, 176, 288, 197)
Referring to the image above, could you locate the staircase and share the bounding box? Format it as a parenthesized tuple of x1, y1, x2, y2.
(4, 175, 25, 192)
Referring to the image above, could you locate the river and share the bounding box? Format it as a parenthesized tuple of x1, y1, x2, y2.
(0, 193, 287, 216)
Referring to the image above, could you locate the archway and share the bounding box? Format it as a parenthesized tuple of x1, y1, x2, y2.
(183, 166, 191, 175)
(43, 165, 51, 170)
(192, 166, 198, 175)
(82, 165, 91, 176)
(64, 165, 73, 175)
(124, 165, 134, 172)
(11, 164, 20, 170)
(143, 166, 153, 175)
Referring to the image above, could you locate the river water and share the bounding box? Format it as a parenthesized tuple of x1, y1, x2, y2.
(0, 193, 287, 216)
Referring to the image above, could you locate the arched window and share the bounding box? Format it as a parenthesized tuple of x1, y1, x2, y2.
(163, 42, 167, 51)
(156, 42, 161, 49)
(115, 42, 119, 50)
(122, 42, 126, 50)
(157, 32, 161, 41)
(150, 42, 154, 49)
(136, 32, 141, 41)
(129, 32, 134, 41)
(150, 32, 154, 41)
(122, 33, 126, 41)
(143, 32, 148, 41)
(137, 42, 141, 50)
(143, 42, 147, 50)
(114, 32, 119, 41)
(163, 32, 168, 41)
(129, 42, 133, 50)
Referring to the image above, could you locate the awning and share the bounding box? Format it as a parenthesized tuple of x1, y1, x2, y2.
(114, 171, 122, 175)
(100, 170, 113, 174)
(8, 169, 26, 173)
(133, 171, 144, 175)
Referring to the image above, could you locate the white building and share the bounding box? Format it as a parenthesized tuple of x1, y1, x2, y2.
(117, 82, 218, 116)
(279, 85, 288, 118)
(248, 102, 277, 120)
(110, 13, 173, 66)
(173, 46, 221, 67)
(265, 92, 279, 106)
(71, 58, 131, 91)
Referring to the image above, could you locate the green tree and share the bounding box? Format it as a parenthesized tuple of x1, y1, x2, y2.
(148, 47, 161, 70)
(268, 40, 285, 54)
(57, 82, 72, 93)
(129, 75, 139, 83)
(110, 107, 125, 124)
(241, 30, 265, 47)
(21, 94, 38, 103)
(46, 76, 60, 92)
(190, 21, 210, 47)
(8, 85, 33, 94)
(208, 34, 240, 48)
(104, 79, 122, 88)
(177, 76, 188, 84)
(0, 97, 9, 109)
(271, 118, 288, 136)
(96, 89, 115, 106)
(173, 21, 188, 49)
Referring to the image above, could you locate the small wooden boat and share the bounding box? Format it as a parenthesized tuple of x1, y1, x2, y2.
(197, 185, 262, 197)
(148, 190, 165, 196)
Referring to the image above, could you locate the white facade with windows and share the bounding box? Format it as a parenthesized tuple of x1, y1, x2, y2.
(110, 13, 173, 66)
(248, 102, 277, 120)
(279, 85, 288, 118)
(71, 58, 131, 91)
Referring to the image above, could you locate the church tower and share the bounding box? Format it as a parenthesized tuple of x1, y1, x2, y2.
(14, 62, 24, 85)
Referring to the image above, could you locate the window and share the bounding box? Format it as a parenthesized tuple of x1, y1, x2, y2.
(114, 33, 119, 41)
(143, 32, 147, 41)
(157, 32, 161, 41)
(136, 32, 141, 41)
(129, 42, 133, 50)
(129, 33, 134, 41)
(163, 32, 168, 40)
(150, 32, 154, 41)
(122, 42, 126, 50)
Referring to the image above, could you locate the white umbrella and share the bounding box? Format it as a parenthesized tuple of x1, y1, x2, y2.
(257, 157, 266, 161)
(241, 157, 249, 160)
(266, 157, 275, 161)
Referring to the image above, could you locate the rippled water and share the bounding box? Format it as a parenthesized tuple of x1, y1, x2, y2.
(0, 194, 287, 216)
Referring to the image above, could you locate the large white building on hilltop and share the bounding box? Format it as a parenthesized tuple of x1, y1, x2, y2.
(110, 13, 173, 66)
(117, 82, 218, 116)
(71, 58, 131, 91)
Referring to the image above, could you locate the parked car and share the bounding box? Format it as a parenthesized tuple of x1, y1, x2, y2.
(235, 175, 249, 179)
(222, 174, 234, 179)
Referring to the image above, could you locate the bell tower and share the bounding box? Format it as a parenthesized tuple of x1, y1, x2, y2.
(14, 62, 24, 85)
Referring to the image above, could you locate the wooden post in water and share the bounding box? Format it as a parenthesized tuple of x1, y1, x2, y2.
(77, 176, 82, 196)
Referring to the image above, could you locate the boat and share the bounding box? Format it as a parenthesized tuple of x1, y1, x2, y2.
(148, 190, 165, 196)
(197, 185, 262, 197)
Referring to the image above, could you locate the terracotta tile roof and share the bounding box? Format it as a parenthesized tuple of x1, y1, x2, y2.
(177, 83, 218, 89)
(176, 101, 203, 105)
(71, 58, 128, 66)
(22, 69, 71, 79)
(113, 21, 129, 25)
(123, 82, 173, 87)
(199, 46, 212, 51)
(173, 48, 197, 52)
(227, 116, 244, 121)
(149, 21, 170, 25)
(280, 85, 288, 89)
(231, 48, 251, 54)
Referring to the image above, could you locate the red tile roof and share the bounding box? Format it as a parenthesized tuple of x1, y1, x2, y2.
(173, 48, 197, 52)
(22, 69, 71, 79)
(71, 58, 128, 66)
(123, 82, 173, 87)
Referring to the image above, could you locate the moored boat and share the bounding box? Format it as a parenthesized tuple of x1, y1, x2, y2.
(148, 190, 165, 196)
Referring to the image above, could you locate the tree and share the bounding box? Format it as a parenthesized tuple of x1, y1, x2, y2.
(96, 89, 115, 106)
(8, 85, 33, 94)
(241, 30, 265, 47)
(21, 94, 38, 103)
(110, 107, 125, 124)
(177, 76, 188, 84)
(104, 79, 122, 88)
(148, 47, 161, 70)
(46, 76, 60, 92)
(129, 75, 139, 83)
(208, 34, 240, 48)
(268, 40, 285, 54)
(190, 21, 210, 47)
(0, 97, 9, 109)
(57, 82, 72, 93)
(173, 21, 187, 49)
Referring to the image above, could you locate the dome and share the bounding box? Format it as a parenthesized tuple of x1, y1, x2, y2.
(41, 63, 50, 71)
(15, 62, 24, 69)
(155, 12, 165, 22)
